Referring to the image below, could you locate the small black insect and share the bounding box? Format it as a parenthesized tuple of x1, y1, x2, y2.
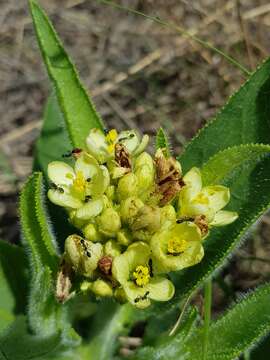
(84, 195, 92, 203)
(86, 177, 91, 182)
(148, 259, 153, 277)
(118, 133, 135, 142)
(134, 291, 150, 303)
(86, 251, 91, 258)
(62, 148, 82, 158)
(104, 128, 109, 135)
(176, 217, 194, 224)
(51, 183, 64, 193)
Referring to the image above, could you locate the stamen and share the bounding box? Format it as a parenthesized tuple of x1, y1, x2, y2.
(133, 265, 150, 287)
(167, 237, 188, 255)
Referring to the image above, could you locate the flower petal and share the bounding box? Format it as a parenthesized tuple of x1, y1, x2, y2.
(112, 242, 151, 285)
(210, 210, 238, 226)
(201, 185, 230, 212)
(48, 188, 82, 209)
(86, 128, 109, 163)
(91, 165, 110, 196)
(117, 130, 140, 154)
(48, 161, 75, 186)
(183, 167, 202, 196)
(75, 198, 103, 220)
(74, 153, 99, 180)
(123, 282, 151, 309)
(146, 277, 175, 301)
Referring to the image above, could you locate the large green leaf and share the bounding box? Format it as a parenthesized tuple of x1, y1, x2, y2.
(29, 0, 104, 149)
(34, 95, 72, 177)
(19, 172, 80, 347)
(0, 316, 62, 360)
(180, 58, 270, 172)
(150, 144, 270, 313)
(133, 283, 270, 360)
(0, 241, 28, 333)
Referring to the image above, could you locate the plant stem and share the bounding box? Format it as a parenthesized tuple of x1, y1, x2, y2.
(97, 0, 251, 77)
(203, 280, 212, 360)
(244, 350, 250, 360)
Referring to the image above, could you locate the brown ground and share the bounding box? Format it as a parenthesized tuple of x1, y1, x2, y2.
(1, 0, 270, 313)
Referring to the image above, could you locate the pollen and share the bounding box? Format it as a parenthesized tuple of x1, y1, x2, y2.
(106, 129, 118, 153)
(72, 171, 86, 193)
(168, 237, 188, 254)
(133, 265, 150, 287)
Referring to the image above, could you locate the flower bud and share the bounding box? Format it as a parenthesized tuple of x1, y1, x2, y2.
(91, 279, 113, 297)
(69, 210, 87, 229)
(117, 229, 132, 246)
(114, 287, 127, 303)
(104, 240, 121, 258)
(131, 205, 161, 233)
(98, 256, 113, 275)
(134, 153, 155, 200)
(120, 197, 144, 225)
(160, 205, 177, 230)
(98, 207, 121, 237)
(117, 173, 138, 200)
(83, 223, 104, 242)
(65, 234, 103, 278)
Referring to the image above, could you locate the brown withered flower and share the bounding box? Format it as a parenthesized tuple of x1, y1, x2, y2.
(194, 215, 209, 237)
(98, 255, 113, 275)
(56, 258, 73, 303)
(155, 149, 185, 206)
(115, 143, 132, 171)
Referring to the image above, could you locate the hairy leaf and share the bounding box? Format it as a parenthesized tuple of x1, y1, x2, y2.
(133, 284, 270, 360)
(155, 127, 171, 157)
(180, 58, 270, 172)
(34, 95, 72, 177)
(19, 173, 79, 347)
(29, 0, 104, 149)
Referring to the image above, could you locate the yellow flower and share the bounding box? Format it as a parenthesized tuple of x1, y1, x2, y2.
(178, 167, 238, 227)
(112, 242, 175, 309)
(47, 153, 109, 222)
(150, 222, 204, 273)
(86, 128, 149, 164)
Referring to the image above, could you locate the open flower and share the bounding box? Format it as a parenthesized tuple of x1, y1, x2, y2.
(86, 128, 149, 164)
(112, 242, 175, 308)
(48, 152, 109, 222)
(151, 222, 204, 273)
(178, 167, 238, 227)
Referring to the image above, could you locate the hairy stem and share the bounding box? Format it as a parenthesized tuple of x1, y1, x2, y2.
(203, 280, 212, 360)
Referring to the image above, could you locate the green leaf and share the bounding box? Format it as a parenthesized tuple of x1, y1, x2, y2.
(0, 316, 62, 360)
(180, 58, 270, 172)
(133, 283, 270, 360)
(29, 0, 104, 149)
(155, 127, 171, 157)
(151, 144, 270, 313)
(0, 241, 28, 333)
(79, 301, 135, 360)
(19, 172, 80, 347)
(34, 95, 72, 177)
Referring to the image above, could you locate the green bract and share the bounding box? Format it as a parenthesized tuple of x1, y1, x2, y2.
(45, 127, 237, 309)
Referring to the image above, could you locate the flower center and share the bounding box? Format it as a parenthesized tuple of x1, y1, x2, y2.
(195, 193, 209, 205)
(72, 171, 86, 194)
(167, 237, 188, 255)
(133, 265, 150, 287)
(106, 129, 118, 153)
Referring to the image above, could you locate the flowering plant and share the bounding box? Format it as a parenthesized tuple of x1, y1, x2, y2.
(1, 1, 270, 360)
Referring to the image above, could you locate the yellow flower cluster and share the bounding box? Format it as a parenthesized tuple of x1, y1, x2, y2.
(49, 128, 238, 308)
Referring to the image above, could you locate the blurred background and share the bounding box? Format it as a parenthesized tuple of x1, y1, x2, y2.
(1, 0, 270, 315)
